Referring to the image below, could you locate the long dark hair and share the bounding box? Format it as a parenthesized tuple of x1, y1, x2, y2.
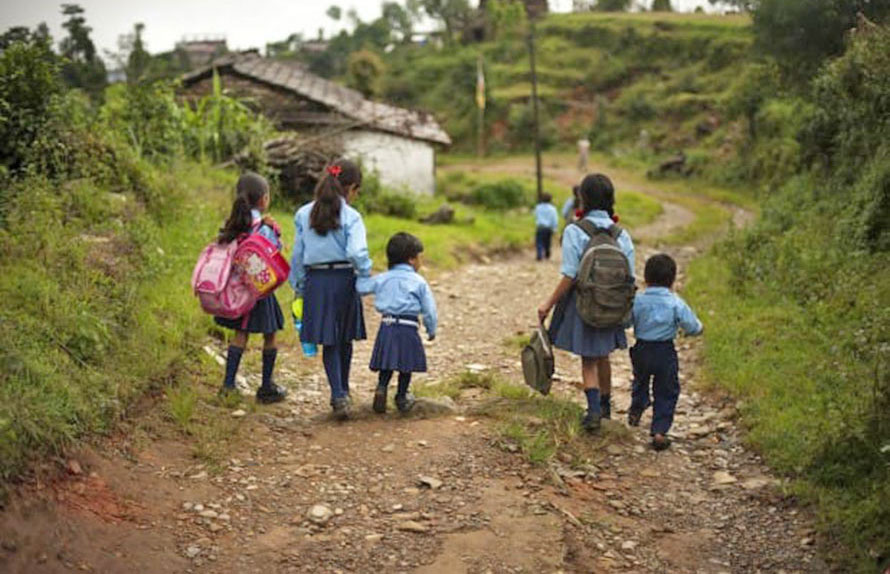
(578, 173, 615, 217)
(310, 159, 362, 235)
(218, 172, 269, 244)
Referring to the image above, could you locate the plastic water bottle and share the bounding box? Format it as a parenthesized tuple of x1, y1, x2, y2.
(291, 298, 318, 358)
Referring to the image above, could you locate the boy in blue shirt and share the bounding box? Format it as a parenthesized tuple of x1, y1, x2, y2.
(534, 193, 560, 261)
(628, 253, 703, 451)
(358, 232, 437, 414)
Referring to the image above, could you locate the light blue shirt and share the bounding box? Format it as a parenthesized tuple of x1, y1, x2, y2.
(560, 210, 635, 280)
(561, 197, 576, 222)
(288, 198, 372, 294)
(534, 202, 559, 230)
(357, 264, 438, 338)
(251, 209, 281, 248)
(632, 287, 703, 342)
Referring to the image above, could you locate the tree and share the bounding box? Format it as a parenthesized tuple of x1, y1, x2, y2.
(753, 0, 890, 81)
(707, 0, 757, 10)
(0, 23, 52, 51)
(420, 0, 472, 44)
(382, 2, 417, 42)
(127, 23, 150, 83)
(346, 49, 385, 98)
(326, 5, 342, 21)
(652, 0, 673, 11)
(58, 4, 106, 99)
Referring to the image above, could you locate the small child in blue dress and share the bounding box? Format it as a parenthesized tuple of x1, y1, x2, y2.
(358, 232, 437, 414)
(215, 172, 288, 404)
(628, 253, 703, 451)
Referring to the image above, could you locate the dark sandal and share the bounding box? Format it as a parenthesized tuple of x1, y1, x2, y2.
(652, 434, 671, 451)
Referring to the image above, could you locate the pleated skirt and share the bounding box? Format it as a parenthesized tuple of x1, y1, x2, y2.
(214, 295, 284, 334)
(549, 289, 627, 358)
(369, 318, 427, 373)
(301, 268, 366, 346)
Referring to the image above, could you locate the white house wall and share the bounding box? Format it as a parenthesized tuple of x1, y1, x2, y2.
(341, 130, 436, 196)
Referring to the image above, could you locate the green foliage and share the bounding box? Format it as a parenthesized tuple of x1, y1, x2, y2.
(126, 23, 150, 83)
(101, 81, 184, 161)
(753, 0, 890, 82)
(469, 178, 527, 209)
(181, 70, 273, 164)
(354, 172, 418, 218)
(594, 0, 632, 11)
(0, 41, 62, 174)
(347, 49, 386, 98)
(58, 4, 106, 100)
(651, 0, 673, 11)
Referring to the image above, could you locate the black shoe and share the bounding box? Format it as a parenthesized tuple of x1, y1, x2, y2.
(600, 395, 612, 420)
(373, 387, 388, 414)
(581, 411, 601, 433)
(332, 397, 351, 420)
(395, 393, 416, 413)
(627, 408, 643, 427)
(256, 383, 288, 404)
(652, 434, 671, 451)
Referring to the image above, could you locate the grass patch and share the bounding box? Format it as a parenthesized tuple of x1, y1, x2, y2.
(502, 333, 529, 351)
(686, 252, 890, 573)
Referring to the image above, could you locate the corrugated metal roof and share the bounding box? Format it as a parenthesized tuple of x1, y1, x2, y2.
(182, 54, 451, 146)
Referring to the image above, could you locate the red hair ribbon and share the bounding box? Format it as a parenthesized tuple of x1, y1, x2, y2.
(327, 165, 342, 177)
(611, 213, 620, 223)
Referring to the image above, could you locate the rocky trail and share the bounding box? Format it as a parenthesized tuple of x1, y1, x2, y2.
(0, 161, 830, 574)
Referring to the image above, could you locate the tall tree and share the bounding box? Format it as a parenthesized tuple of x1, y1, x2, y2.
(127, 23, 150, 82)
(753, 0, 890, 82)
(58, 4, 106, 99)
(420, 0, 472, 44)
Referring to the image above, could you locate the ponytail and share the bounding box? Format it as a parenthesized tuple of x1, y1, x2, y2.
(218, 171, 270, 244)
(310, 159, 362, 235)
(218, 195, 253, 244)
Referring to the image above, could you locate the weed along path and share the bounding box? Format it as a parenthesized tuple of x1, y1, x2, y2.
(0, 166, 829, 574)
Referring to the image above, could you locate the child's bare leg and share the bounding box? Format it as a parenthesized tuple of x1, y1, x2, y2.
(596, 358, 611, 395)
(263, 332, 276, 350)
(233, 330, 248, 348)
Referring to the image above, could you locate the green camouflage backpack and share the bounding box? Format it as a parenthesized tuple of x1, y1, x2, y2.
(521, 319, 554, 395)
(574, 220, 636, 329)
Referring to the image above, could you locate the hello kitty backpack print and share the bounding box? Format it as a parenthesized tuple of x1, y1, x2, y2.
(232, 222, 290, 298)
(191, 240, 257, 322)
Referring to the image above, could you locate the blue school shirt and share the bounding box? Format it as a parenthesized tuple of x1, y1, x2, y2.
(251, 209, 281, 248)
(534, 202, 559, 230)
(561, 197, 576, 222)
(560, 210, 635, 280)
(632, 287, 703, 342)
(357, 264, 438, 338)
(288, 198, 372, 295)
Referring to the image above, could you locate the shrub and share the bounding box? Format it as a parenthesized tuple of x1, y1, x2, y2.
(469, 179, 527, 210)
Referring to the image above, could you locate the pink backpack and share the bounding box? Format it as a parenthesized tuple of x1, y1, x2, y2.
(191, 240, 257, 322)
(233, 224, 290, 298)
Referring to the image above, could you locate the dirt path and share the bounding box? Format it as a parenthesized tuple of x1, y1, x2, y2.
(0, 164, 830, 574)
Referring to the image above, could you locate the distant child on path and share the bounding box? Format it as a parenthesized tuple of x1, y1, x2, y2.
(534, 193, 559, 261)
(358, 233, 437, 414)
(538, 174, 635, 432)
(289, 160, 372, 419)
(216, 172, 288, 404)
(628, 254, 703, 451)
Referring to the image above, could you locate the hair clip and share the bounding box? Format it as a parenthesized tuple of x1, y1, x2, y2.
(327, 165, 342, 177)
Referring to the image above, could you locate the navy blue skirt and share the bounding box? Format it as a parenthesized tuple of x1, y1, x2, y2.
(214, 294, 284, 334)
(369, 317, 427, 373)
(301, 268, 366, 346)
(549, 289, 627, 358)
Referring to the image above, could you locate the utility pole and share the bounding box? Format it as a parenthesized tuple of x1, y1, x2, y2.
(527, 17, 543, 202)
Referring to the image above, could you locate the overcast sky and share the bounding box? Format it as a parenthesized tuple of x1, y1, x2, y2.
(0, 0, 715, 57)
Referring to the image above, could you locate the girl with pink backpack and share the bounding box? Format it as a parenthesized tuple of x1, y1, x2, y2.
(212, 173, 288, 403)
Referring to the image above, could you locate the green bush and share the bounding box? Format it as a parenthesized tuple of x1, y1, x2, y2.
(353, 171, 418, 219)
(469, 179, 527, 210)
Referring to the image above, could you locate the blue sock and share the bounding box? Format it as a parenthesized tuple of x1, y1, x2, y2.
(378, 370, 393, 389)
(261, 348, 277, 390)
(396, 372, 412, 398)
(584, 388, 601, 415)
(223, 346, 244, 389)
